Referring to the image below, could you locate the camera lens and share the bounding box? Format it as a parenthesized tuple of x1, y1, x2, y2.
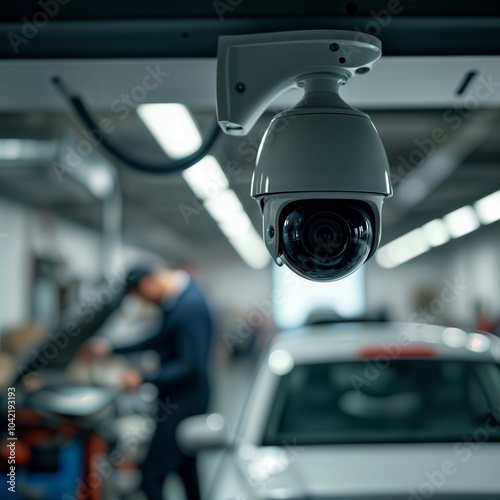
(305, 215, 349, 260)
(281, 201, 373, 281)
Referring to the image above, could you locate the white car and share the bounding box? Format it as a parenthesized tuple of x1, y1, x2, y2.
(178, 322, 500, 500)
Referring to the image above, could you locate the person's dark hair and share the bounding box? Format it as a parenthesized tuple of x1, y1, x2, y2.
(125, 266, 155, 291)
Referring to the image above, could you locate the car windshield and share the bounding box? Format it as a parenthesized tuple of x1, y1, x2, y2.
(263, 359, 500, 445)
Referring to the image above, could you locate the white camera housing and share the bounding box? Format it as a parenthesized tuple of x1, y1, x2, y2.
(217, 30, 392, 281)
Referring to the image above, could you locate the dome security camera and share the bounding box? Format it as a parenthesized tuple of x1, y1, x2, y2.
(217, 30, 392, 281)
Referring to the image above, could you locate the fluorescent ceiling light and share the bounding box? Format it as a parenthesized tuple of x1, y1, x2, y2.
(377, 229, 429, 269)
(0, 139, 58, 161)
(421, 219, 450, 247)
(137, 103, 202, 159)
(375, 248, 398, 269)
(443, 205, 480, 238)
(204, 188, 270, 268)
(377, 193, 497, 269)
(182, 155, 228, 201)
(218, 212, 252, 238)
(229, 228, 271, 270)
(181, 154, 270, 269)
(474, 190, 500, 225)
(204, 190, 244, 222)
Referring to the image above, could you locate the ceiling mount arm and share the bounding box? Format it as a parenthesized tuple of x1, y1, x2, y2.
(217, 29, 381, 136)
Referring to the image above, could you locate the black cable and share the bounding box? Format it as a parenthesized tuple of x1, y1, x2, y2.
(52, 76, 222, 174)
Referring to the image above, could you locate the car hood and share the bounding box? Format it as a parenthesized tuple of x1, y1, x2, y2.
(241, 443, 500, 499)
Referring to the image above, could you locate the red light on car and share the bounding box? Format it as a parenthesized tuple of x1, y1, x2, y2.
(359, 344, 436, 359)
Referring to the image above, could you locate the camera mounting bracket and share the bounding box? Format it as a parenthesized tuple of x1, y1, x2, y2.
(217, 30, 382, 136)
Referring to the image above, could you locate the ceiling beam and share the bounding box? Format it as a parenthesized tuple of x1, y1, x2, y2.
(1, 17, 500, 59)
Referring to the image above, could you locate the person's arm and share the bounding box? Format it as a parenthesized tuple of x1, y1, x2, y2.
(142, 313, 205, 389)
(112, 322, 164, 354)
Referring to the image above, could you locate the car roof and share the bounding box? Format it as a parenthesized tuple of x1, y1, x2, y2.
(270, 322, 500, 364)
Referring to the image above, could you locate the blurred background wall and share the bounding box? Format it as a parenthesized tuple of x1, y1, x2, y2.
(2, 194, 499, 339)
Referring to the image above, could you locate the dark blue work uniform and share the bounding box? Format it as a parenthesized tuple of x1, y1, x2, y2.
(114, 278, 213, 500)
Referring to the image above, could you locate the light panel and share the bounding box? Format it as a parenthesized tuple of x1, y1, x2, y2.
(376, 229, 429, 269)
(204, 190, 244, 222)
(182, 155, 229, 201)
(229, 228, 271, 270)
(137, 103, 202, 159)
(218, 212, 252, 238)
(474, 190, 500, 225)
(377, 190, 500, 269)
(421, 219, 450, 247)
(443, 206, 480, 238)
(182, 155, 270, 269)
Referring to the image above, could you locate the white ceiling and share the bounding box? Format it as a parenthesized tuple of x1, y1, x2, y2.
(1, 56, 500, 113)
(1, 55, 500, 267)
